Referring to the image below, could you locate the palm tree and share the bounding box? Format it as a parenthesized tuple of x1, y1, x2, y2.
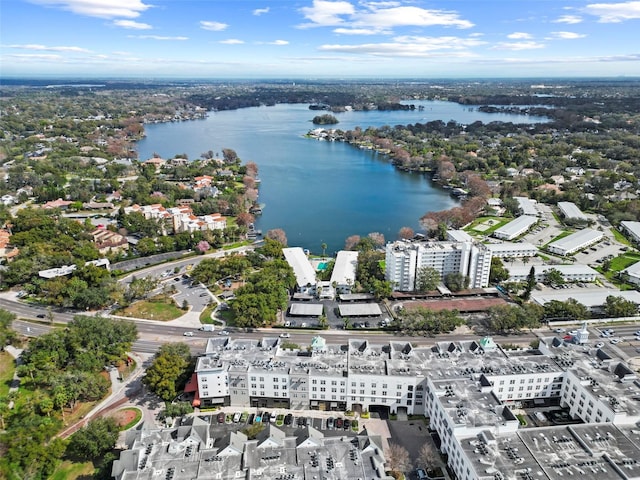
(321, 242, 327, 257)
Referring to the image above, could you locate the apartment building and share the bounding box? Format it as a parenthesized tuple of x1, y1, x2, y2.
(385, 240, 492, 291)
(194, 335, 640, 480)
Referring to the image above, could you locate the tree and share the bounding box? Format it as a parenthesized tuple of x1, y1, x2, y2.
(345, 235, 361, 250)
(543, 268, 564, 286)
(489, 257, 509, 284)
(67, 417, 120, 460)
(604, 295, 638, 317)
(196, 240, 211, 253)
(367, 232, 385, 248)
(143, 343, 193, 402)
(386, 442, 411, 475)
(321, 242, 327, 256)
(236, 212, 255, 228)
(444, 272, 470, 292)
(543, 298, 590, 321)
(415, 266, 440, 292)
(266, 228, 288, 246)
(417, 443, 440, 473)
(398, 226, 414, 240)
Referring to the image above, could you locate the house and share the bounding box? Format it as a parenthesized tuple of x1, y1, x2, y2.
(1, 195, 16, 206)
(91, 228, 129, 255)
(42, 198, 72, 210)
(143, 157, 166, 172)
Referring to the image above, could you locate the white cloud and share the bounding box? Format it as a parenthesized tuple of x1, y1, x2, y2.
(5, 43, 90, 52)
(299, 0, 355, 27)
(553, 14, 583, 24)
(112, 19, 152, 29)
(269, 40, 289, 45)
(299, 1, 473, 30)
(4, 53, 63, 60)
(353, 6, 474, 29)
(492, 41, 545, 50)
(131, 35, 189, 41)
(253, 7, 270, 16)
(318, 35, 486, 57)
(333, 27, 389, 34)
(584, 1, 640, 22)
(200, 21, 229, 31)
(548, 31, 586, 39)
(507, 32, 533, 39)
(27, 0, 150, 18)
(219, 39, 244, 44)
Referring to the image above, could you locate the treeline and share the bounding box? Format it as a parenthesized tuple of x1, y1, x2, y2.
(0, 315, 137, 479)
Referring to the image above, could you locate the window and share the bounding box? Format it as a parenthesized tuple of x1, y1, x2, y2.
(273, 378, 278, 382)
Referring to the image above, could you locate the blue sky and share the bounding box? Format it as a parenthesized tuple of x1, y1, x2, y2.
(1, 0, 640, 78)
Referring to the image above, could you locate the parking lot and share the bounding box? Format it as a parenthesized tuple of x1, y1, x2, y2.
(201, 409, 361, 438)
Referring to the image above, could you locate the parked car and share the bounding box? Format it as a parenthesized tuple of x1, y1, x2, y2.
(326, 417, 335, 429)
(217, 412, 225, 424)
(284, 414, 293, 425)
(416, 468, 428, 480)
(183, 331, 194, 337)
(343, 419, 351, 430)
(233, 412, 241, 423)
(595, 342, 604, 348)
(611, 338, 622, 344)
(262, 412, 269, 423)
(336, 418, 343, 429)
(270, 411, 277, 423)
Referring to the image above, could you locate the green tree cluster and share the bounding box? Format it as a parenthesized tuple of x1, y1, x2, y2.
(487, 303, 544, 333)
(231, 259, 296, 327)
(143, 343, 193, 402)
(0, 315, 136, 479)
(396, 307, 464, 334)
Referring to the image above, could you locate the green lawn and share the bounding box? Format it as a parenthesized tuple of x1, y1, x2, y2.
(610, 227, 633, 246)
(115, 296, 184, 321)
(0, 351, 16, 398)
(49, 461, 94, 480)
(544, 230, 572, 247)
(609, 252, 640, 272)
(466, 216, 510, 236)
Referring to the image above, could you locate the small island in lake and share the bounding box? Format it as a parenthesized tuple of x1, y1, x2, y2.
(312, 113, 339, 125)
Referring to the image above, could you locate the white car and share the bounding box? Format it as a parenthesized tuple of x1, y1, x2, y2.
(634, 330, 640, 337)
(610, 338, 622, 344)
(218, 330, 229, 336)
(183, 331, 194, 337)
(554, 328, 566, 333)
(601, 331, 611, 337)
(595, 342, 604, 348)
(279, 333, 290, 338)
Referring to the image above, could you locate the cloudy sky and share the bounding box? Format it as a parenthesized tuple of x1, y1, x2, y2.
(1, 0, 640, 78)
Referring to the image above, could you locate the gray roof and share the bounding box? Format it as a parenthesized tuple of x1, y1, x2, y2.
(493, 215, 538, 239)
(338, 303, 382, 316)
(547, 228, 603, 253)
(558, 201, 587, 221)
(530, 288, 640, 308)
(282, 247, 316, 288)
(289, 303, 323, 316)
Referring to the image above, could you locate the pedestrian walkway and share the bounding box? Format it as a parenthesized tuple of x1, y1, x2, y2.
(4, 345, 23, 395)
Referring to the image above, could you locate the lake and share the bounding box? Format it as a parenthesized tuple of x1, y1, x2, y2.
(137, 100, 547, 254)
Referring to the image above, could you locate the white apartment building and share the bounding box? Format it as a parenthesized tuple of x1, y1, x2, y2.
(123, 203, 226, 234)
(194, 335, 640, 480)
(493, 215, 538, 240)
(385, 240, 492, 291)
(620, 220, 640, 244)
(282, 247, 317, 294)
(506, 264, 598, 283)
(486, 242, 538, 258)
(514, 196, 539, 216)
(547, 228, 604, 256)
(330, 250, 358, 295)
(558, 201, 588, 222)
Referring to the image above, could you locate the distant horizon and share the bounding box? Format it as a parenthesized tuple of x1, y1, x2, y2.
(2, 0, 640, 78)
(2, 75, 640, 83)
